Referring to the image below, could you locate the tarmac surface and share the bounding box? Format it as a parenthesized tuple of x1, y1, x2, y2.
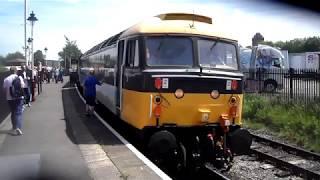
(0, 78, 165, 180)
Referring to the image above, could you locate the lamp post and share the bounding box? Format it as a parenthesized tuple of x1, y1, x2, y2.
(24, 0, 27, 65)
(44, 47, 48, 66)
(27, 38, 33, 66)
(27, 11, 38, 69)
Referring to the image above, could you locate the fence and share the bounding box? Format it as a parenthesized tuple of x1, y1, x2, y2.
(243, 68, 320, 103)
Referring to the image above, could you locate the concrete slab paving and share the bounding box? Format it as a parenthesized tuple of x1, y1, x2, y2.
(63, 83, 165, 180)
(0, 80, 92, 180)
(0, 154, 40, 180)
(0, 79, 167, 180)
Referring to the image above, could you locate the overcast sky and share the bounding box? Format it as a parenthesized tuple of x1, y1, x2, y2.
(0, 0, 320, 60)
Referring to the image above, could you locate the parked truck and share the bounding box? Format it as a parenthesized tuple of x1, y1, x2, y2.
(289, 52, 320, 70)
(240, 45, 285, 92)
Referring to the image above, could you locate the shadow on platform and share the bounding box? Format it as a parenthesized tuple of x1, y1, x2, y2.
(61, 86, 122, 147)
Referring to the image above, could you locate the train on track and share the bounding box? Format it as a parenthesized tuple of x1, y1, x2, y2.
(77, 13, 252, 173)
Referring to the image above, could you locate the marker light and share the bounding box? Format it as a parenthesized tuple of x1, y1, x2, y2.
(210, 90, 220, 99)
(231, 80, 238, 90)
(154, 105, 161, 118)
(155, 78, 162, 89)
(229, 106, 238, 118)
(174, 89, 184, 99)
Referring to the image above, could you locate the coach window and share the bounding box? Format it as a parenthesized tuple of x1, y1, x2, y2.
(126, 40, 139, 68)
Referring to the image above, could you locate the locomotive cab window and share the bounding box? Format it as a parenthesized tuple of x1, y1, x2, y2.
(125, 40, 139, 68)
(145, 36, 193, 66)
(198, 39, 238, 70)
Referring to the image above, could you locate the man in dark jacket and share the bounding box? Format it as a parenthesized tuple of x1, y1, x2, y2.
(83, 68, 101, 116)
(26, 65, 33, 102)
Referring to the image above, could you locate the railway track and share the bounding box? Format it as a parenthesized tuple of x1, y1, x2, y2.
(204, 163, 231, 180)
(250, 133, 320, 179)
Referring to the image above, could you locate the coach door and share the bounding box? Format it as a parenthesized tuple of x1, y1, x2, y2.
(116, 40, 125, 112)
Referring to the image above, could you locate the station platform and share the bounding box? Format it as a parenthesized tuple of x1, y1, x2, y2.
(0, 78, 167, 180)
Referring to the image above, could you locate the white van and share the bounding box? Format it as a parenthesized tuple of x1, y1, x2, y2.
(240, 45, 285, 92)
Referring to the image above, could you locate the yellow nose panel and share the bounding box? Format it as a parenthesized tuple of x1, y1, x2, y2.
(121, 89, 243, 129)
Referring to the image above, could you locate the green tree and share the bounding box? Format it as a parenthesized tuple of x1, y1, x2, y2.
(261, 36, 320, 53)
(58, 36, 82, 70)
(6, 51, 24, 60)
(260, 41, 274, 46)
(34, 50, 44, 66)
(0, 55, 5, 66)
(304, 37, 320, 52)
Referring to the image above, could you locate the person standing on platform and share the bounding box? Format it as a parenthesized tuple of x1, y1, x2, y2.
(46, 67, 51, 83)
(26, 65, 33, 103)
(2, 67, 25, 135)
(17, 69, 25, 111)
(31, 66, 37, 101)
(83, 68, 101, 117)
(55, 68, 59, 83)
(21, 65, 31, 107)
(58, 68, 63, 83)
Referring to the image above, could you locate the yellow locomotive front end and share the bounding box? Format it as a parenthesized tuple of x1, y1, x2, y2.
(120, 35, 252, 171)
(122, 78, 244, 129)
(79, 12, 253, 174)
(118, 13, 252, 172)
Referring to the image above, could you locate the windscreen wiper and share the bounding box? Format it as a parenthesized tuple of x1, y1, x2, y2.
(157, 38, 167, 51)
(210, 39, 220, 51)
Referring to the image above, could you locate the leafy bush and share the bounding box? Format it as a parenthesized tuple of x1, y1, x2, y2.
(243, 94, 320, 152)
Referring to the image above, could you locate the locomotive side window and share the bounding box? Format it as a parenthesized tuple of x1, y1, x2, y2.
(125, 40, 139, 68)
(134, 41, 139, 67)
(145, 37, 193, 66)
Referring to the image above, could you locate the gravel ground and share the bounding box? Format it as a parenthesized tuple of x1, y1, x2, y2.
(251, 141, 320, 172)
(225, 155, 303, 180)
(221, 128, 320, 180)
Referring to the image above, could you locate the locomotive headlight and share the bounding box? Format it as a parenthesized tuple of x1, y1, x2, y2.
(210, 90, 220, 99)
(230, 96, 237, 104)
(154, 95, 162, 105)
(174, 89, 184, 99)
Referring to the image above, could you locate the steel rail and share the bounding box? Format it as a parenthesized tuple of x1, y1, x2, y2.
(250, 148, 320, 180)
(251, 133, 320, 161)
(204, 163, 231, 180)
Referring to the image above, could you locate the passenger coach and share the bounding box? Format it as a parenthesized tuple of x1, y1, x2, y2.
(79, 13, 252, 171)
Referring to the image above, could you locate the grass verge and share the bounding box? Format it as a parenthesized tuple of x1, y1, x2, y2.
(243, 94, 320, 153)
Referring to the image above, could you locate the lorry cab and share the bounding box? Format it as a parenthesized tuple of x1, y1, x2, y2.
(240, 45, 285, 92)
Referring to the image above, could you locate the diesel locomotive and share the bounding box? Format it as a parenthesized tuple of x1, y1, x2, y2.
(79, 13, 252, 172)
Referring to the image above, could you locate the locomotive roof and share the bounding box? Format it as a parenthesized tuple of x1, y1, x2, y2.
(120, 13, 235, 41)
(83, 13, 236, 57)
